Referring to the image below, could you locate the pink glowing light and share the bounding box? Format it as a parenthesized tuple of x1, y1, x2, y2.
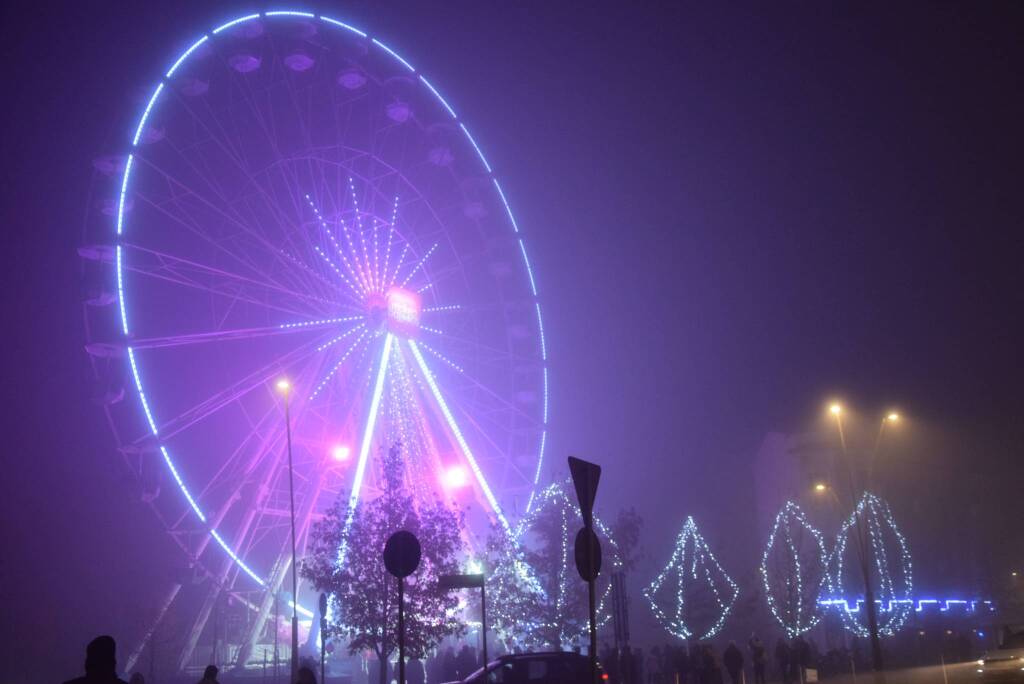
(331, 444, 351, 462)
(385, 287, 422, 336)
(443, 465, 469, 489)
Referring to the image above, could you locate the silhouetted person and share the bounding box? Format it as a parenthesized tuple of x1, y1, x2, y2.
(673, 643, 691, 684)
(441, 647, 458, 682)
(128, 674, 145, 684)
(649, 646, 663, 684)
(64, 636, 128, 684)
(621, 646, 634, 684)
(426, 650, 443, 684)
(722, 642, 743, 684)
(197, 664, 219, 684)
(699, 644, 719, 684)
(408, 656, 426, 684)
(790, 635, 808, 683)
(748, 635, 766, 684)
(456, 644, 477, 679)
(633, 647, 645, 684)
(774, 638, 790, 684)
(296, 665, 317, 684)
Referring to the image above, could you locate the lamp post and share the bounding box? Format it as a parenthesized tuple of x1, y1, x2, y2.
(277, 378, 299, 684)
(868, 413, 899, 488)
(824, 403, 901, 676)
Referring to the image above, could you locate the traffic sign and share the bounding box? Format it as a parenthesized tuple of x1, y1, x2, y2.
(568, 456, 601, 526)
(439, 573, 485, 589)
(383, 530, 421, 578)
(574, 527, 603, 581)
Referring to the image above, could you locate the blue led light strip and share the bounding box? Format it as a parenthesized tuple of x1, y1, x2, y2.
(820, 598, 994, 613)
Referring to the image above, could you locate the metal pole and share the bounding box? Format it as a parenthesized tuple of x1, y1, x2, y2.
(398, 577, 406, 684)
(274, 595, 280, 683)
(587, 577, 598, 684)
(481, 584, 488, 669)
(321, 618, 326, 684)
(835, 413, 883, 674)
(284, 391, 299, 683)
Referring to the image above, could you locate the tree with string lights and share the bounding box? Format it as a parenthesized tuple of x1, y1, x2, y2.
(301, 443, 466, 684)
(476, 524, 546, 651)
(512, 481, 622, 649)
(829, 492, 913, 639)
(760, 501, 829, 637)
(644, 516, 738, 641)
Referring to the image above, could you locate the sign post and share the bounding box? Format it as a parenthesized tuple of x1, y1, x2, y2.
(569, 456, 602, 684)
(384, 530, 422, 684)
(439, 573, 487, 668)
(319, 593, 328, 684)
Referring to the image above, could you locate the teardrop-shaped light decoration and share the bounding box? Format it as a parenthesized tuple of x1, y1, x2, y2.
(644, 516, 739, 640)
(828, 492, 914, 637)
(761, 501, 829, 637)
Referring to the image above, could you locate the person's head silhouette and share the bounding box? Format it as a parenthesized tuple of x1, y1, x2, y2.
(85, 636, 118, 677)
(202, 665, 219, 681)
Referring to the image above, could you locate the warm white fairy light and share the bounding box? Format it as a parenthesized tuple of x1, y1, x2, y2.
(644, 516, 739, 641)
(760, 501, 828, 637)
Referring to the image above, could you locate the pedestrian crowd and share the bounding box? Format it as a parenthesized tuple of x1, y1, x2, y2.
(600, 633, 818, 684)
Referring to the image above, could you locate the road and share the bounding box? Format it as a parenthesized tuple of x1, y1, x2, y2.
(810, 661, 985, 683)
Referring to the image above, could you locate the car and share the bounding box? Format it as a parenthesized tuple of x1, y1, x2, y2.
(978, 631, 1024, 681)
(447, 651, 607, 684)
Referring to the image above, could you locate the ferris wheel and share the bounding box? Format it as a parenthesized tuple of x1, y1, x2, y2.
(81, 10, 548, 671)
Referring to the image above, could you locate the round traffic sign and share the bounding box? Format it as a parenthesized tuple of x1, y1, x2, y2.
(383, 530, 422, 578)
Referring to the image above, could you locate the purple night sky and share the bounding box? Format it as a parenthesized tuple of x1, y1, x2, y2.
(2, 2, 1024, 680)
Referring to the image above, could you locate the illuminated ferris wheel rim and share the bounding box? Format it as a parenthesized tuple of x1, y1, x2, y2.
(113, 9, 550, 588)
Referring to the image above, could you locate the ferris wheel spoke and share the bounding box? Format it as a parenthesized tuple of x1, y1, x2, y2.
(130, 191, 327, 311)
(407, 340, 511, 532)
(155, 334, 328, 440)
(424, 330, 542, 384)
(130, 320, 363, 351)
(139, 155, 338, 307)
(125, 244, 355, 317)
(169, 71, 319, 290)
(127, 261, 329, 320)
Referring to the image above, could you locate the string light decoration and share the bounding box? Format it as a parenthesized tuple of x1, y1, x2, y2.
(507, 481, 623, 649)
(760, 502, 829, 637)
(644, 516, 739, 641)
(829, 492, 913, 637)
(476, 524, 547, 652)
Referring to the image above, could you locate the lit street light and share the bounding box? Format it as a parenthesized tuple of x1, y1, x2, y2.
(824, 400, 903, 675)
(277, 378, 299, 684)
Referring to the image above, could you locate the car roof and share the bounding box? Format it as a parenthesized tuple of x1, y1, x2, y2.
(498, 652, 587, 661)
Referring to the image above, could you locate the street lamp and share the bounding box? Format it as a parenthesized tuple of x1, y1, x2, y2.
(277, 378, 299, 684)
(824, 400, 907, 674)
